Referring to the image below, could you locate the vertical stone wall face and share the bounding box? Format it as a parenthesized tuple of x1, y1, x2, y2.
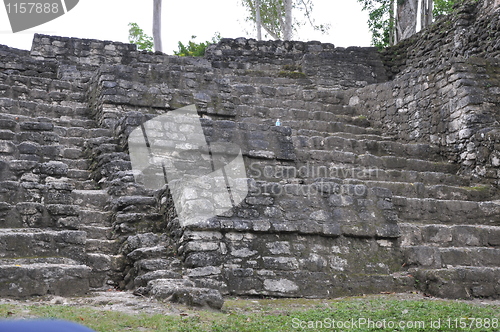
(352, 1, 500, 183)
(0, 0, 499, 305)
(350, 57, 500, 182)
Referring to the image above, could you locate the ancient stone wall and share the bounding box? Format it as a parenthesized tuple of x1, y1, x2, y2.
(0, 0, 499, 306)
(206, 38, 389, 89)
(350, 57, 500, 180)
(75, 38, 405, 297)
(381, 0, 500, 78)
(352, 2, 500, 183)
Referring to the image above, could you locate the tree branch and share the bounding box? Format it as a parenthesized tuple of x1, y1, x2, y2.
(262, 22, 280, 39)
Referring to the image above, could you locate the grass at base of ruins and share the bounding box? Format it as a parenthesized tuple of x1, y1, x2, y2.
(0, 293, 499, 331)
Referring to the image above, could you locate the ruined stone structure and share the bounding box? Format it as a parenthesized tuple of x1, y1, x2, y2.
(0, 0, 499, 309)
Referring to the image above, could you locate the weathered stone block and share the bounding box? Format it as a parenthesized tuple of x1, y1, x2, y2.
(40, 161, 68, 176)
(146, 279, 224, 310)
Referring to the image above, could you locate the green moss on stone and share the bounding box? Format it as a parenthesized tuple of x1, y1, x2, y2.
(282, 64, 303, 72)
(277, 71, 307, 79)
(461, 185, 490, 192)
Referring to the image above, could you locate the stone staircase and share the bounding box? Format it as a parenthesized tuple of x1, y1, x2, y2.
(1, 15, 499, 304)
(209, 61, 500, 299)
(0, 46, 120, 296)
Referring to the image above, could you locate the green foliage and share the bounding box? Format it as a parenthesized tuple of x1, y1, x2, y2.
(433, 0, 457, 17)
(0, 295, 499, 332)
(128, 23, 154, 52)
(357, 0, 394, 49)
(173, 33, 221, 57)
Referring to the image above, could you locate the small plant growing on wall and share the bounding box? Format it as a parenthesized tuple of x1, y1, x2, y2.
(173, 33, 221, 57)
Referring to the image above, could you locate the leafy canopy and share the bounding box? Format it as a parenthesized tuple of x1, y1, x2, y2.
(357, 0, 459, 49)
(128, 23, 154, 52)
(357, 0, 395, 49)
(433, 0, 458, 17)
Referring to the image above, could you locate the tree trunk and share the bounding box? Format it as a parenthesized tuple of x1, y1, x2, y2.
(256, 0, 262, 41)
(284, 0, 293, 40)
(421, 0, 433, 30)
(396, 0, 418, 42)
(389, 0, 395, 46)
(153, 0, 163, 53)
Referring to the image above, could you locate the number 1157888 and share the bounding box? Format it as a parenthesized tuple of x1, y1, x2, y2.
(6, 2, 60, 14)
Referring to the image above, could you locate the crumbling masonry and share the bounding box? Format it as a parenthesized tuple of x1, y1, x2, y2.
(0, 0, 499, 309)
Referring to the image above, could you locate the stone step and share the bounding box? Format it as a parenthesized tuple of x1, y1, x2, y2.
(79, 226, 114, 240)
(87, 253, 123, 273)
(59, 137, 85, 148)
(12, 144, 73, 162)
(372, 169, 470, 187)
(294, 128, 393, 142)
(72, 190, 110, 210)
(293, 135, 443, 161)
(86, 239, 121, 254)
(0, 47, 58, 78)
(288, 120, 381, 135)
(359, 180, 496, 201)
(404, 246, 500, 268)
(67, 169, 91, 181)
(46, 203, 79, 217)
(133, 258, 181, 276)
(242, 119, 381, 137)
(1, 136, 94, 157)
(399, 223, 500, 248)
(0, 83, 87, 104)
(0, 73, 85, 94)
(394, 197, 500, 225)
(133, 269, 183, 288)
(54, 126, 113, 139)
(226, 73, 310, 85)
(79, 210, 113, 226)
(279, 105, 358, 119)
(55, 118, 97, 129)
(296, 150, 458, 174)
(240, 107, 356, 124)
(62, 147, 84, 160)
(126, 246, 172, 261)
(0, 127, 105, 151)
(87, 253, 124, 289)
(142, 278, 224, 310)
(0, 113, 97, 131)
(60, 158, 90, 171)
(0, 256, 81, 265)
(0, 98, 91, 120)
(73, 180, 99, 190)
(249, 162, 471, 188)
(413, 267, 500, 299)
(0, 263, 91, 297)
(0, 229, 86, 261)
(226, 78, 356, 112)
(113, 196, 158, 213)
